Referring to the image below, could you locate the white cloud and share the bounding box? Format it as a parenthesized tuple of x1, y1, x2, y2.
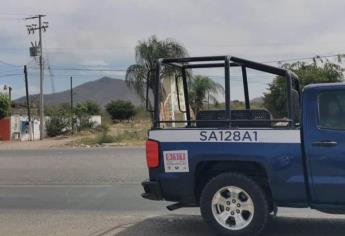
(2, 0, 345, 64)
(2, 0, 345, 98)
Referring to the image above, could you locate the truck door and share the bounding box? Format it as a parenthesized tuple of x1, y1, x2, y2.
(304, 88, 345, 204)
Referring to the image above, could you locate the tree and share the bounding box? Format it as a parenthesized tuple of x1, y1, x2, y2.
(105, 100, 136, 121)
(74, 101, 101, 116)
(125, 35, 188, 108)
(264, 61, 343, 117)
(45, 103, 70, 137)
(0, 94, 11, 119)
(74, 101, 101, 130)
(188, 75, 224, 114)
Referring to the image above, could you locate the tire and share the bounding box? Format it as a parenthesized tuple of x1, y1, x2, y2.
(200, 172, 269, 236)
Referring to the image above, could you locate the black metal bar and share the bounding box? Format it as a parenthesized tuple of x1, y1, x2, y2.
(162, 56, 226, 63)
(291, 72, 301, 95)
(168, 62, 183, 68)
(183, 62, 240, 69)
(153, 60, 161, 128)
(295, 78, 301, 102)
(152, 55, 298, 130)
(157, 119, 292, 123)
(241, 66, 250, 109)
(230, 56, 287, 76)
(182, 67, 191, 127)
(224, 56, 231, 126)
(162, 56, 287, 76)
(175, 75, 186, 113)
(286, 71, 293, 127)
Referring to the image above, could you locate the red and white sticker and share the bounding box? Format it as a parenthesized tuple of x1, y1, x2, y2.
(163, 150, 189, 173)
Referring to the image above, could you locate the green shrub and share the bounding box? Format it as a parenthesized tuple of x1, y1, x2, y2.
(105, 100, 136, 121)
(46, 101, 103, 136)
(74, 101, 101, 131)
(45, 103, 71, 137)
(46, 116, 70, 137)
(74, 101, 101, 116)
(96, 130, 116, 143)
(0, 94, 10, 119)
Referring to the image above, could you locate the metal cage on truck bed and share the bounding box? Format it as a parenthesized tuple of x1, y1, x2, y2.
(149, 56, 300, 129)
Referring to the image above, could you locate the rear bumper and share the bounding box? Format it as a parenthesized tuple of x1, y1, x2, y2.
(141, 180, 163, 200)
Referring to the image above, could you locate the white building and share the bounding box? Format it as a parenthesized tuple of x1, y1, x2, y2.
(0, 85, 12, 98)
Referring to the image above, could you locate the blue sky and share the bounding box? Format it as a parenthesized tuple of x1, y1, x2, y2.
(1, 0, 345, 100)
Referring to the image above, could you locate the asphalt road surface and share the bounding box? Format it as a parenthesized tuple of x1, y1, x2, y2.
(0, 147, 344, 235)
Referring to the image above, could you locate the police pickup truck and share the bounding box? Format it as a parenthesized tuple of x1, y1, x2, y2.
(141, 56, 345, 235)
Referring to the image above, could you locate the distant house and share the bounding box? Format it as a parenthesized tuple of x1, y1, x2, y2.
(0, 84, 12, 100)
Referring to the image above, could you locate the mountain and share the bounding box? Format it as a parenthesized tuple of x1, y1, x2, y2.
(251, 97, 264, 104)
(15, 77, 143, 107)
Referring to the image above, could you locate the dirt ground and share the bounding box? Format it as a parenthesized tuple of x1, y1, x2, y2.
(0, 121, 149, 150)
(0, 136, 145, 150)
(0, 137, 77, 150)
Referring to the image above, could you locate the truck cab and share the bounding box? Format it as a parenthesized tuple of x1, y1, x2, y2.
(141, 56, 345, 236)
(303, 83, 345, 207)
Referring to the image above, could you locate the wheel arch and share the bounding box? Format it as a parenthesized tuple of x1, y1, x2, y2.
(194, 160, 274, 210)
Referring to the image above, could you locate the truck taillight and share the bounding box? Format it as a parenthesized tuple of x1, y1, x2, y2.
(146, 140, 159, 168)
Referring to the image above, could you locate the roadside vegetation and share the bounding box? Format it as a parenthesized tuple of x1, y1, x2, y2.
(45, 101, 102, 137)
(78, 119, 150, 146)
(105, 100, 136, 121)
(44, 98, 150, 146)
(0, 94, 11, 119)
(38, 36, 345, 147)
(264, 58, 344, 117)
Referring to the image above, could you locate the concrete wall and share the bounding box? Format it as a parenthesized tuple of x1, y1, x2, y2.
(11, 115, 40, 141)
(90, 115, 102, 127)
(10, 115, 101, 141)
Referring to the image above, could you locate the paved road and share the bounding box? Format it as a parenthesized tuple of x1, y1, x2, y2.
(0, 147, 344, 235)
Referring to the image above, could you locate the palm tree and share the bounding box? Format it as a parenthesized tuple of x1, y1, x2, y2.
(125, 35, 188, 110)
(189, 75, 224, 115)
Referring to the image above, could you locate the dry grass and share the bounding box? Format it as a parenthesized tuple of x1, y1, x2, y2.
(76, 120, 151, 146)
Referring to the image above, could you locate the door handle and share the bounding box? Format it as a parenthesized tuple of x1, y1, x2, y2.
(312, 141, 337, 147)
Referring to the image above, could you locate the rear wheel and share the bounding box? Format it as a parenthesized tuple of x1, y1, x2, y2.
(200, 173, 268, 236)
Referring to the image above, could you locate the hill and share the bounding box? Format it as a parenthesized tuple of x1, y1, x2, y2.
(15, 77, 142, 107)
(251, 97, 264, 104)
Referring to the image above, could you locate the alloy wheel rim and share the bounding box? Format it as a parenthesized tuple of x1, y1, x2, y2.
(211, 186, 254, 230)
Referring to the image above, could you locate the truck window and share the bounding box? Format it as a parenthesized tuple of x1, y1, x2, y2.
(318, 90, 345, 130)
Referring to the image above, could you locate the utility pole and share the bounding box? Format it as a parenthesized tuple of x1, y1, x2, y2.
(70, 76, 74, 135)
(8, 87, 12, 103)
(25, 14, 48, 140)
(24, 65, 33, 141)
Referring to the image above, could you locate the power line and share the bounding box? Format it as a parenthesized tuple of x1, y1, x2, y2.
(0, 68, 22, 73)
(0, 13, 25, 16)
(1, 52, 345, 75)
(0, 17, 23, 21)
(36, 53, 345, 72)
(0, 59, 21, 67)
(262, 53, 345, 64)
(48, 67, 127, 72)
(0, 73, 22, 78)
(2, 39, 345, 51)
